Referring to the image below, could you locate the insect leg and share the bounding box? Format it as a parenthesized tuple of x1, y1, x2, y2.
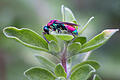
(57, 28, 62, 33)
(42, 32, 49, 43)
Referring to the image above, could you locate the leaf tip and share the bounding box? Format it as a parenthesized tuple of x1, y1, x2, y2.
(104, 29, 119, 37)
(3, 26, 17, 38)
(88, 16, 94, 22)
(24, 67, 33, 79)
(90, 16, 94, 20)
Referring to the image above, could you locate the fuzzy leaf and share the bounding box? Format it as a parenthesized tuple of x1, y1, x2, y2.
(61, 5, 78, 29)
(35, 55, 56, 72)
(93, 74, 102, 80)
(24, 67, 56, 80)
(48, 40, 61, 56)
(80, 29, 119, 53)
(61, 5, 65, 22)
(3, 27, 48, 52)
(73, 37, 87, 45)
(71, 60, 100, 72)
(70, 64, 95, 80)
(53, 34, 74, 41)
(55, 77, 66, 80)
(55, 64, 67, 78)
(67, 42, 81, 57)
(44, 34, 58, 42)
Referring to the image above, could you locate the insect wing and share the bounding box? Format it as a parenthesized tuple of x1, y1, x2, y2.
(62, 22, 78, 26)
(55, 21, 78, 26)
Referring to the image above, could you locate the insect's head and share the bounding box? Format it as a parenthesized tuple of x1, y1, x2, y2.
(43, 26, 49, 34)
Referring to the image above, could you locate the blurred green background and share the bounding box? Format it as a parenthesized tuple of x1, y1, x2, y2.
(0, 0, 120, 80)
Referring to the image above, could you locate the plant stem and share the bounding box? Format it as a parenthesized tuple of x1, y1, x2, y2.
(61, 43, 67, 73)
(61, 56, 67, 73)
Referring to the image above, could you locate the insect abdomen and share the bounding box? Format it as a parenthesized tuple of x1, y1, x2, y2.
(65, 25, 76, 32)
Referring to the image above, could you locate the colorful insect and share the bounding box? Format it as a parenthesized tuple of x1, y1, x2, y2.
(43, 20, 78, 35)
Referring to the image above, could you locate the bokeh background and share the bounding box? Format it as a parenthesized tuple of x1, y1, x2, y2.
(0, 0, 120, 80)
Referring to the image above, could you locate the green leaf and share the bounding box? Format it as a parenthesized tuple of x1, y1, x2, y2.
(93, 74, 102, 80)
(48, 40, 61, 56)
(24, 67, 56, 80)
(36, 52, 60, 64)
(67, 42, 81, 57)
(44, 34, 58, 42)
(3, 27, 48, 52)
(61, 5, 65, 22)
(55, 77, 66, 80)
(35, 55, 56, 72)
(73, 37, 87, 45)
(55, 64, 67, 78)
(71, 60, 100, 72)
(80, 29, 119, 53)
(70, 64, 95, 80)
(61, 5, 78, 29)
(79, 16, 94, 35)
(52, 34, 74, 41)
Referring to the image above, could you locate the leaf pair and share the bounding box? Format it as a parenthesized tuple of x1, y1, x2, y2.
(26, 55, 66, 79)
(26, 54, 101, 80)
(24, 59, 101, 80)
(24, 63, 66, 80)
(69, 60, 100, 80)
(70, 64, 95, 80)
(67, 29, 119, 57)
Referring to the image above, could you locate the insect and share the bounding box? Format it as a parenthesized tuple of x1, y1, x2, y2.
(43, 20, 78, 36)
